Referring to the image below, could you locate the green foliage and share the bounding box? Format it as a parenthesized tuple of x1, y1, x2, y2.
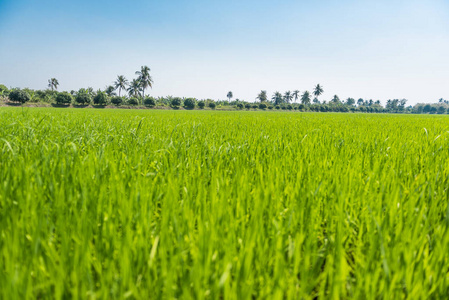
(244, 103, 251, 109)
(252, 104, 258, 109)
(8, 89, 30, 103)
(197, 101, 205, 109)
(75, 89, 92, 105)
(93, 91, 108, 105)
(55, 92, 73, 105)
(258, 103, 267, 109)
(208, 102, 216, 109)
(171, 97, 182, 108)
(237, 103, 244, 109)
(111, 96, 124, 106)
(144, 97, 156, 107)
(128, 97, 139, 105)
(183, 98, 195, 109)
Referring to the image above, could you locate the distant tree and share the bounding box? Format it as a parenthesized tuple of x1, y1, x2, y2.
(8, 89, 30, 103)
(93, 91, 108, 105)
(227, 91, 233, 102)
(313, 84, 324, 101)
(75, 89, 92, 105)
(331, 95, 340, 104)
(292, 90, 300, 103)
(357, 98, 364, 106)
(346, 98, 355, 106)
(256, 90, 267, 102)
(313, 97, 320, 104)
(430, 106, 437, 114)
(55, 92, 73, 105)
(144, 97, 156, 107)
(237, 103, 244, 109)
(114, 75, 128, 97)
(437, 106, 446, 114)
(128, 97, 139, 105)
(184, 98, 196, 109)
(111, 96, 124, 106)
(48, 78, 59, 91)
(284, 91, 292, 103)
(135, 66, 153, 99)
(301, 91, 311, 105)
(105, 85, 116, 97)
(272, 92, 283, 105)
(259, 103, 267, 109)
(245, 103, 251, 109)
(171, 97, 182, 108)
(198, 101, 205, 109)
(127, 79, 141, 98)
(423, 104, 432, 113)
(208, 102, 216, 109)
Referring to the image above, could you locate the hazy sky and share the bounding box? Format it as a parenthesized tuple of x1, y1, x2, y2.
(0, 0, 448, 104)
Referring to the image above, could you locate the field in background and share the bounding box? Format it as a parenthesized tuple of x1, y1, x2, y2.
(1, 107, 449, 299)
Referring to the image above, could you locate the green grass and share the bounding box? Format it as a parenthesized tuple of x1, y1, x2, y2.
(1, 107, 449, 299)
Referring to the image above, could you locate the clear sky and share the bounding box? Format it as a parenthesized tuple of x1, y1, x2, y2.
(0, 0, 448, 104)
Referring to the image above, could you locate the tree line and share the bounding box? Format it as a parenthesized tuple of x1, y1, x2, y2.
(1, 67, 448, 114)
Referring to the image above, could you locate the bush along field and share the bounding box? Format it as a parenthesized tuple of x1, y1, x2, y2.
(1, 107, 449, 299)
(2, 82, 449, 114)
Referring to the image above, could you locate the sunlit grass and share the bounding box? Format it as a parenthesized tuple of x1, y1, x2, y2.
(1, 107, 448, 299)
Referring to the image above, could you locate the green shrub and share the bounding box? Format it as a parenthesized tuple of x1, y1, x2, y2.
(128, 97, 139, 106)
(144, 97, 156, 107)
(8, 89, 30, 103)
(208, 102, 216, 109)
(111, 96, 124, 106)
(55, 92, 73, 105)
(198, 101, 205, 109)
(258, 103, 267, 109)
(171, 97, 182, 108)
(245, 103, 251, 109)
(268, 106, 273, 110)
(93, 92, 108, 105)
(437, 106, 446, 114)
(287, 105, 293, 110)
(275, 106, 280, 110)
(237, 103, 243, 109)
(184, 98, 195, 109)
(75, 92, 91, 105)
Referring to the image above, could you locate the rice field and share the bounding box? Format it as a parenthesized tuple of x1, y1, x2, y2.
(1, 107, 449, 299)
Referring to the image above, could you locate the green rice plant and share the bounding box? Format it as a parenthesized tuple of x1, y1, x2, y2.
(0, 107, 449, 299)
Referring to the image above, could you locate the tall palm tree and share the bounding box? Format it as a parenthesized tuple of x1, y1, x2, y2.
(227, 91, 233, 102)
(301, 91, 311, 105)
(313, 84, 323, 102)
(135, 66, 153, 98)
(114, 75, 128, 97)
(127, 79, 141, 98)
(283, 91, 293, 103)
(256, 90, 267, 102)
(292, 90, 300, 103)
(272, 92, 283, 105)
(48, 78, 59, 91)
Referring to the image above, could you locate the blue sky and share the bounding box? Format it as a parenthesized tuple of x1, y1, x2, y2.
(0, 0, 448, 104)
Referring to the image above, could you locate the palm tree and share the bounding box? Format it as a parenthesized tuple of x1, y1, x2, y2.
(313, 84, 323, 102)
(127, 79, 141, 98)
(105, 85, 116, 97)
(301, 91, 311, 105)
(227, 91, 233, 102)
(331, 95, 340, 103)
(114, 75, 128, 97)
(48, 78, 59, 91)
(256, 90, 267, 102)
(135, 66, 153, 98)
(284, 91, 292, 103)
(292, 90, 300, 103)
(272, 92, 283, 105)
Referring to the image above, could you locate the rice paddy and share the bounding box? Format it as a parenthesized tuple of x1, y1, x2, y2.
(1, 107, 449, 299)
